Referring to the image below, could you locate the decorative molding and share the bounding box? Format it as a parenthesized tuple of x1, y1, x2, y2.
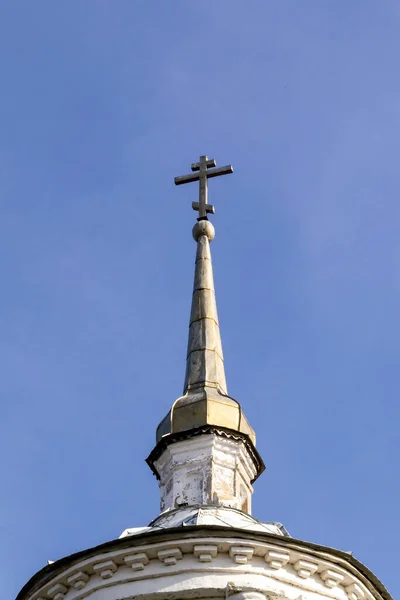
(346, 582, 366, 600)
(320, 568, 345, 588)
(158, 547, 183, 566)
(92, 559, 117, 579)
(46, 583, 68, 600)
(27, 536, 378, 600)
(229, 545, 254, 564)
(293, 559, 318, 579)
(124, 551, 150, 570)
(66, 571, 89, 590)
(147, 425, 265, 483)
(265, 550, 290, 569)
(193, 544, 218, 562)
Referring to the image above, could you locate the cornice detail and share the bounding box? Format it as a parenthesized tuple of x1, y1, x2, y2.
(158, 547, 183, 566)
(24, 535, 380, 600)
(346, 583, 366, 600)
(265, 550, 290, 569)
(229, 545, 255, 564)
(92, 559, 117, 579)
(124, 552, 149, 571)
(46, 583, 68, 600)
(66, 571, 89, 590)
(194, 544, 218, 562)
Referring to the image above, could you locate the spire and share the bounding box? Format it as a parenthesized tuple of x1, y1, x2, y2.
(153, 155, 257, 444)
(175, 155, 232, 394)
(184, 212, 226, 395)
(146, 155, 264, 514)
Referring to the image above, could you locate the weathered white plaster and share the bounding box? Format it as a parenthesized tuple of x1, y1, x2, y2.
(226, 589, 269, 600)
(154, 433, 258, 513)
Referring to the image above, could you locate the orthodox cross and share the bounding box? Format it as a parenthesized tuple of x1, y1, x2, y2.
(174, 155, 233, 219)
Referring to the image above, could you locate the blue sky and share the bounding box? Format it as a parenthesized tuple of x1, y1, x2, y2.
(1, 2, 398, 598)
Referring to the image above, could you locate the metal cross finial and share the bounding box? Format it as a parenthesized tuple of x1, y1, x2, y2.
(174, 155, 233, 220)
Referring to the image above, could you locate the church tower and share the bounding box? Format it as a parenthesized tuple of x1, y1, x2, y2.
(147, 155, 263, 517)
(16, 156, 392, 600)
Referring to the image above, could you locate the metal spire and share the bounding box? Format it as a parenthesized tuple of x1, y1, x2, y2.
(174, 155, 233, 394)
(184, 222, 226, 393)
(147, 156, 262, 513)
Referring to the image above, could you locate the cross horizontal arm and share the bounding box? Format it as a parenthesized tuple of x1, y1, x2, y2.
(206, 165, 233, 179)
(174, 172, 200, 186)
(174, 165, 233, 186)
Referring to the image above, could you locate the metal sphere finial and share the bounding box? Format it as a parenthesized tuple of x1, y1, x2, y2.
(192, 219, 215, 242)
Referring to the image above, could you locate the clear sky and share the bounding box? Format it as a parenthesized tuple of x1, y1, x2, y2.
(1, 2, 398, 598)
